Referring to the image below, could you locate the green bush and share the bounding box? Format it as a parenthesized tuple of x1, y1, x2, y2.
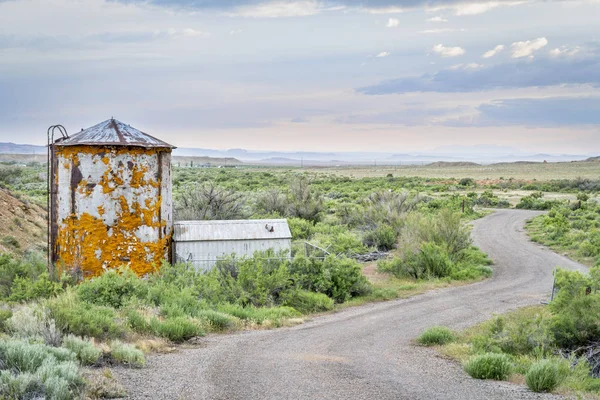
(417, 326, 456, 346)
(0, 307, 12, 332)
(526, 360, 560, 393)
(77, 267, 146, 309)
(109, 341, 145, 368)
(125, 309, 153, 335)
(9, 272, 63, 302)
(464, 353, 512, 380)
(217, 304, 300, 325)
(288, 217, 314, 240)
(61, 335, 102, 366)
(0, 252, 47, 299)
(363, 224, 398, 251)
(282, 289, 334, 313)
(151, 317, 204, 343)
(196, 310, 236, 331)
(47, 291, 124, 340)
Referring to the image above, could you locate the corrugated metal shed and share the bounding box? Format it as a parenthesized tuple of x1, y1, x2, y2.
(173, 219, 292, 271)
(174, 219, 292, 241)
(54, 119, 175, 149)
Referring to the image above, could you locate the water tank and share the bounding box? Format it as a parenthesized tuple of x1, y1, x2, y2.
(49, 118, 175, 277)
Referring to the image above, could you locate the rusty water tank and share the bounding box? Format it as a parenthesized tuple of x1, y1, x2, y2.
(49, 119, 175, 277)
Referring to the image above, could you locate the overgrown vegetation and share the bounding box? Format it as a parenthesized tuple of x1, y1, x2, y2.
(438, 264, 600, 395)
(10, 164, 588, 397)
(527, 199, 600, 266)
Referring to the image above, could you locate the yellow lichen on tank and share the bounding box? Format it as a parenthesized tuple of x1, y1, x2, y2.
(54, 145, 170, 278)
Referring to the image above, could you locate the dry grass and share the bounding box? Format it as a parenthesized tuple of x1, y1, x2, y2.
(306, 161, 600, 181)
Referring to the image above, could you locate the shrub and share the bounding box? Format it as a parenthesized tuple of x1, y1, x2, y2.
(61, 335, 102, 366)
(47, 291, 124, 340)
(417, 326, 456, 346)
(6, 305, 62, 346)
(0, 339, 84, 399)
(196, 310, 236, 331)
(0, 307, 12, 332)
(255, 188, 287, 216)
(174, 181, 248, 221)
(363, 224, 398, 251)
(0, 252, 47, 298)
(1, 235, 20, 249)
(125, 309, 153, 335)
(464, 353, 512, 380)
(110, 341, 146, 368)
(287, 177, 323, 222)
(282, 289, 334, 313)
(526, 360, 560, 393)
(287, 217, 314, 240)
(151, 317, 204, 343)
(77, 267, 146, 309)
(9, 272, 63, 302)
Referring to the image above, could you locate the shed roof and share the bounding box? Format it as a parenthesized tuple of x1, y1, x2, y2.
(53, 119, 175, 149)
(173, 219, 292, 242)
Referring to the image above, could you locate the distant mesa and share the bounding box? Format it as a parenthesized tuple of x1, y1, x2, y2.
(428, 161, 480, 167)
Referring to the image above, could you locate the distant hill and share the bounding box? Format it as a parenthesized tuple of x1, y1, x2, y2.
(172, 156, 243, 166)
(428, 161, 480, 167)
(0, 142, 45, 154)
(586, 156, 600, 162)
(0, 188, 47, 255)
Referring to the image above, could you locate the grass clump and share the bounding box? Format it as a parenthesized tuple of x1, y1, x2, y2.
(151, 317, 204, 343)
(525, 360, 560, 393)
(61, 335, 102, 366)
(417, 326, 456, 346)
(195, 310, 236, 331)
(282, 289, 334, 313)
(110, 341, 145, 368)
(464, 353, 512, 381)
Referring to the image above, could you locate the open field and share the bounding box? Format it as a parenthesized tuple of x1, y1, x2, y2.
(306, 161, 600, 181)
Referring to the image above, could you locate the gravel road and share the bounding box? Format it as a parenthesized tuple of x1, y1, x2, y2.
(117, 209, 588, 400)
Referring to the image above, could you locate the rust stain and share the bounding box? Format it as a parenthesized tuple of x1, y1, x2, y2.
(54, 145, 171, 278)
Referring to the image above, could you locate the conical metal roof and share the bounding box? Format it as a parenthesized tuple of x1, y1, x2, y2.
(53, 119, 175, 149)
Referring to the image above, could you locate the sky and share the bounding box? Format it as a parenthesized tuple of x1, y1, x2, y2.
(0, 0, 599, 154)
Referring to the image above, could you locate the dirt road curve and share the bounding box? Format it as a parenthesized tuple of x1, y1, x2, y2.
(118, 210, 588, 400)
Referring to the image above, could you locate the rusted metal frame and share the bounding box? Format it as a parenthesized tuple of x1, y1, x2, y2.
(47, 125, 68, 272)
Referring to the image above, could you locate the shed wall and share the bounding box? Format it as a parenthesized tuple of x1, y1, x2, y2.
(174, 238, 292, 271)
(52, 145, 172, 277)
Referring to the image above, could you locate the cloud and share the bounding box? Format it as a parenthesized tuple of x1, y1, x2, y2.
(426, 16, 448, 22)
(229, 29, 244, 35)
(449, 62, 484, 69)
(227, 1, 325, 17)
(432, 43, 465, 57)
(362, 6, 405, 14)
(418, 28, 464, 33)
(549, 45, 581, 57)
(426, 0, 525, 15)
(511, 37, 548, 58)
(473, 96, 600, 126)
(386, 18, 400, 27)
(109, 0, 534, 16)
(357, 57, 600, 94)
(482, 44, 504, 58)
(180, 28, 210, 37)
(376, 51, 391, 57)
